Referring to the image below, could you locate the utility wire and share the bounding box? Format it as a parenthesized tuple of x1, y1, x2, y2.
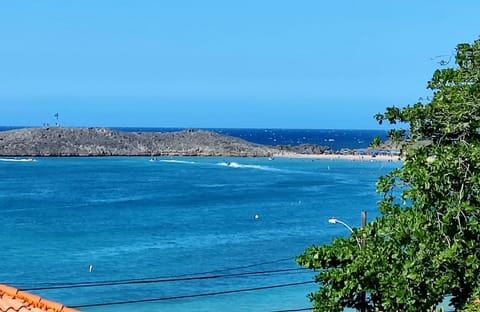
(18, 256, 316, 311)
(25, 268, 310, 291)
(71, 280, 315, 308)
(21, 256, 301, 290)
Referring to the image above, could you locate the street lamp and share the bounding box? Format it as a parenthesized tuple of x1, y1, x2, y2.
(328, 217, 355, 232)
(329, 212, 367, 312)
(328, 217, 362, 248)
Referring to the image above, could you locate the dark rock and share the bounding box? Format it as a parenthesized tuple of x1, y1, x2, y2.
(0, 127, 280, 157)
(275, 144, 331, 155)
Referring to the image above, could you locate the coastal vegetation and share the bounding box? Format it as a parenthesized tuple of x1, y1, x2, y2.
(297, 39, 480, 311)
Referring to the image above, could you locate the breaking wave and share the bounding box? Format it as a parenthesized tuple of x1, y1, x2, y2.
(217, 161, 280, 171)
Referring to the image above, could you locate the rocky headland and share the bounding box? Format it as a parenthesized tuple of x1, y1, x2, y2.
(0, 127, 288, 157)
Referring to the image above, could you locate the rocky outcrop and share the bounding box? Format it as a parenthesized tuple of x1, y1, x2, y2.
(0, 127, 280, 157)
(275, 144, 331, 155)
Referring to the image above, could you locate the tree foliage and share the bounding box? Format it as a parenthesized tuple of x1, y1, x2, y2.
(297, 39, 480, 311)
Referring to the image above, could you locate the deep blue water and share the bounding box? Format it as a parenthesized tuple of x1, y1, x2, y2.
(117, 128, 388, 150)
(0, 127, 388, 150)
(0, 156, 399, 312)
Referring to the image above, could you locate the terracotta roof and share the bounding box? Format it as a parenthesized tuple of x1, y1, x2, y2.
(0, 284, 79, 312)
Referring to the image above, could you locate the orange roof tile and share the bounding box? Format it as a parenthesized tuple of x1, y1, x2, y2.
(0, 284, 79, 312)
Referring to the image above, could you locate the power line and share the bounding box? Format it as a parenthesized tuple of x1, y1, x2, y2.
(16, 256, 316, 311)
(71, 280, 315, 309)
(21, 256, 296, 288)
(19, 256, 299, 290)
(24, 267, 310, 291)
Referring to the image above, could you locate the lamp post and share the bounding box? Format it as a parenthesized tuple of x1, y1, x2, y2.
(328, 217, 362, 248)
(328, 211, 367, 312)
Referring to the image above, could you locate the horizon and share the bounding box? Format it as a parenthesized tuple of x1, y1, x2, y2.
(0, 125, 389, 131)
(1, 1, 479, 129)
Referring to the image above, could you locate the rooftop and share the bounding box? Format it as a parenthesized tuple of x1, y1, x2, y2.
(0, 284, 79, 312)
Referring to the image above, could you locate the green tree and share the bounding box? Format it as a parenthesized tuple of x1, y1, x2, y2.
(297, 39, 480, 311)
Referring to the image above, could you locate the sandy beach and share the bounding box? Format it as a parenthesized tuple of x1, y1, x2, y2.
(273, 151, 403, 162)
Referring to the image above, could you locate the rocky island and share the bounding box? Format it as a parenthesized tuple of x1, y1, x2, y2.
(0, 127, 286, 157)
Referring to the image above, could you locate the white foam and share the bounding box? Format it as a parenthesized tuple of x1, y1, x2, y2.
(0, 158, 36, 162)
(158, 159, 195, 164)
(218, 162, 279, 171)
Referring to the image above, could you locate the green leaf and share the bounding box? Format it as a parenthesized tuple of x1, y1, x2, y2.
(299, 38, 480, 312)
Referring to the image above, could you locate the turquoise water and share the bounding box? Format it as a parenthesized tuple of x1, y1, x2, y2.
(0, 156, 398, 311)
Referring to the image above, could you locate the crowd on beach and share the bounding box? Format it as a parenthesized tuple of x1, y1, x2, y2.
(273, 150, 403, 162)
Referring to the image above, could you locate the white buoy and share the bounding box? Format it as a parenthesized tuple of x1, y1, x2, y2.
(89, 264, 93, 272)
(254, 214, 260, 220)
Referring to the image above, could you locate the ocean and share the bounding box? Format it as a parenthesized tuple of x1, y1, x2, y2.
(117, 128, 388, 151)
(0, 129, 397, 312)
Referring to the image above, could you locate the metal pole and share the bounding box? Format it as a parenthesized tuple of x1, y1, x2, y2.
(328, 213, 368, 312)
(360, 210, 367, 312)
(329, 217, 362, 249)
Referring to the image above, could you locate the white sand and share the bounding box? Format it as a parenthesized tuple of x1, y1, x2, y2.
(272, 151, 403, 162)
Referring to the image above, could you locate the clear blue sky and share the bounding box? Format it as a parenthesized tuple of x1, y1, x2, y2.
(1, 1, 479, 129)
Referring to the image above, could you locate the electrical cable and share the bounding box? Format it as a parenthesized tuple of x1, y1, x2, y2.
(17, 256, 316, 311)
(24, 267, 310, 291)
(71, 280, 315, 308)
(21, 256, 301, 290)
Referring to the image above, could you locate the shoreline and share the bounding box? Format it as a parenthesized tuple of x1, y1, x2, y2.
(0, 127, 402, 160)
(272, 152, 403, 162)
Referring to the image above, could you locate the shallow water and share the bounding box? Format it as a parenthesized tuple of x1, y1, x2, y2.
(0, 156, 397, 311)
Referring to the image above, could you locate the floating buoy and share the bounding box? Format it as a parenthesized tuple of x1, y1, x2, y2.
(89, 264, 93, 272)
(254, 214, 260, 220)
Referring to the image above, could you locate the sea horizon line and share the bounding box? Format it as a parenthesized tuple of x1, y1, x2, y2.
(0, 125, 387, 132)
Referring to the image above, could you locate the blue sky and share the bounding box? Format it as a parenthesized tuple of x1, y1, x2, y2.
(1, 1, 479, 129)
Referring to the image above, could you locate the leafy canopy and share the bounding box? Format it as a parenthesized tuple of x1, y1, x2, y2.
(297, 39, 480, 312)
